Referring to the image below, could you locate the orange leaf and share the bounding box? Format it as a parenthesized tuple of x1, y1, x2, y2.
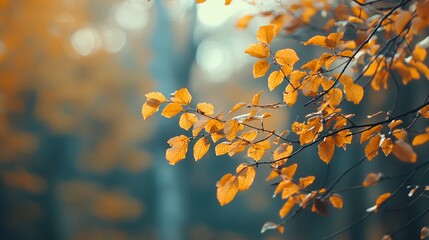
(193, 137, 210, 161)
(275, 49, 299, 66)
(326, 88, 343, 107)
(253, 59, 270, 78)
(363, 172, 382, 187)
(302, 35, 327, 47)
(281, 164, 298, 179)
(392, 140, 417, 163)
(419, 105, 429, 118)
(166, 135, 190, 165)
(381, 138, 393, 156)
(225, 0, 232, 5)
(365, 135, 381, 160)
(229, 102, 247, 115)
(216, 173, 238, 206)
(236, 15, 254, 29)
(257, 25, 276, 44)
(161, 102, 183, 118)
(273, 143, 293, 161)
(247, 140, 271, 161)
(240, 130, 258, 142)
(413, 44, 427, 62)
(236, 164, 256, 191)
(318, 136, 335, 164)
(392, 129, 408, 141)
(421, 226, 429, 239)
(142, 92, 168, 120)
(268, 70, 284, 91)
(325, 32, 344, 48)
(215, 142, 232, 156)
(179, 113, 197, 130)
(252, 91, 262, 105)
(374, 192, 391, 212)
(412, 132, 429, 146)
(329, 194, 343, 208)
(281, 182, 300, 199)
(299, 176, 315, 189)
(360, 125, 383, 143)
(245, 43, 270, 58)
(224, 119, 240, 141)
(171, 88, 192, 105)
(284, 84, 298, 106)
(279, 197, 295, 218)
(388, 119, 403, 130)
(196, 102, 214, 116)
(343, 83, 364, 104)
(196, 0, 206, 3)
(334, 129, 352, 149)
(192, 116, 210, 136)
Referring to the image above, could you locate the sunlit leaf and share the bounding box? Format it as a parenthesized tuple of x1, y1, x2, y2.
(257, 25, 276, 44)
(363, 172, 382, 187)
(302, 35, 327, 47)
(367, 192, 391, 213)
(360, 125, 383, 143)
(252, 91, 262, 105)
(275, 49, 299, 66)
(245, 43, 270, 58)
(329, 194, 343, 208)
(392, 139, 417, 163)
(388, 119, 403, 130)
(268, 70, 284, 91)
(365, 135, 381, 160)
(224, 119, 240, 141)
(412, 132, 429, 146)
(247, 140, 271, 161)
(179, 113, 198, 130)
(253, 59, 270, 78)
(171, 88, 192, 105)
(273, 143, 293, 161)
(161, 102, 183, 118)
(284, 84, 298, 107)
(215, 142, 232, 156)
(281, 163, 298, 179)
(196, 102, 214, 116)
(236, 163, 256, 191)
(381, 138, 393, 156)
(236, 15, 254, 29)
(193, 137, 210, 161)
(279, 197, 295, 218)
(216, 173, 238, 206)
(299, 176, 315, 189)
(343, 83, 364, 104)
(166, 135, 190, 165)
(318, 136, 335, 164)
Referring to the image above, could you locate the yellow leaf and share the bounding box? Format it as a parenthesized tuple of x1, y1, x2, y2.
(325, 32, 344, 48)
(225, 0, 232, 5)
(360, 125, 383, 143)
(392, 129, 408, 141)
(171, 88, 192, 105)
(381, 138, 393, 156)
(142, 92, 168, 120)
(318, 136, 335, 164)
(145, 92, 168, 103)
(334, 129, 352, 149)
(268, 70, 284, 91)
(413, 44, 427, 62)
(301, 75, 321, 97)
(252, 91, 262, 105)
(326, 88, 343, 107)
(339, 49, 354, 58)
(253, 59, 270, 78)
(363, 172, 382, 187)
(302, 35, 327, 47)
(161, 102, 183, 118)
(236, 164, 256, 191)
(343, 83, 364, 104)
(273, 143, 293, 161)
(196, 102, 214, 116)
(275, 49, 299, 66)
(192, 116, 210, 136)
(166, 135, 190, 165)
(392, 139, 417, 163)
(281, 181, 300, 199)
(224, 119, 240, 141)
(329, 194, 343, 208)
(236, 15, 254, 29)
(299, 176, 315, 189)
(284, 84, 298, 106)
(193, 137, 210, 161)
(245, 43, 270, 58)
(393, 10, 413, 35)
(266, 170, 279, 181)
(247, 140, 271, 161)
(419, 105, 429, 118)
(240, 130, 258, 142)
(388, 119, 403, 130)
(281, 164, 297, 179)
(215, 142, 232, 156)
(196, 0, 205, 3)
(279, 197, 295, 218)
(365, 135, 381, 160)
(179, 113, 197, 130)
(256, 25, 276, 44)
(412, 132, 429, 146)
(216, 173, 238, 206)
(228, 102, 247, 115)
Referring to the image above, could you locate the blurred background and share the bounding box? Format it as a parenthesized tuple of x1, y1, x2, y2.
(0, 0, 427, 240)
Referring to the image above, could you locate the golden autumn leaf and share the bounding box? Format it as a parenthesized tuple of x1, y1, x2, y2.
(236, 163, 256, 191)
(224, 119, 240, 141)
(192, 116, 210, 136)
(365, 134, 381, 160)
(302, 35, 327, 47)
(360, 125, 383, 143)
(388, 119, 403, 130)
(228, 102, 247, 115)
(329, 194, 343, 208)
(363, 172, 382, 187)
(196, 102, 214, 116)
(412, 132, 429, 146)
(326, 88, 343, 107)
(142, 92, 168, 120)
(245, 43, 270, 58)
(318, 136, 335, 164)
(268, 70, 284, 91)
(279, 197, 295, 218)
(275, 49, 299, 66)
(193, 137, 210, 161)
(215, 142, 232, 156)
(247, 140, 271, 161)
(343, 83, 364, 104)
(281, 163, 298, 179)
(381, 138, 393, 156)
(367, 192, 391, 213)
(252, 91, 262, 105)
(299, 176, 315, 189)
(281, 182, 300, 199)
(166, 135, 190, 165)
(171, 88, 192, 105)
(334, 129, 352, 149)
(325, 32, 344, 48)
(256, 25, 276, 44)
(419, 105, 429, 118)
(392, 139, 417, 163)
(273, 143, 293, 161)
(236, 15, 254, 29)
(161, 102, 183, 118)
(179, 113, 198, 130)
(284, 84, 298, 106)
(253, 59, 270, 78)
(216, 173, 238, 206)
